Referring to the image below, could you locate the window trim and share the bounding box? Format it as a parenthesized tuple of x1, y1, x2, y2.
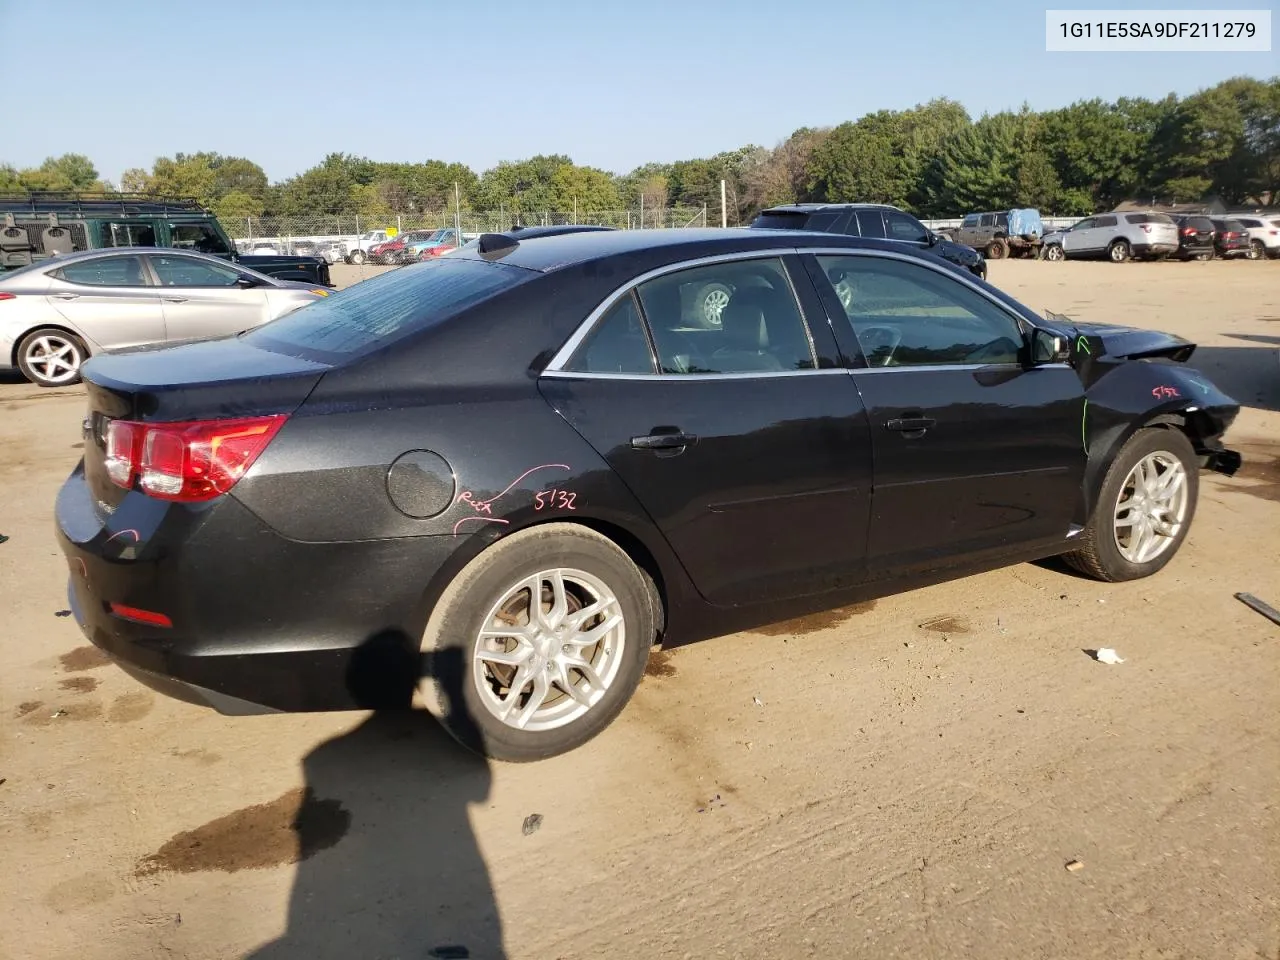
(545, 248, 821, 377)
(543, 246, 1065, 380)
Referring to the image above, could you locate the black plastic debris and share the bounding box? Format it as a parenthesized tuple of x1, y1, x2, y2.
(427, 947, 470, 959)
(0, 534, 9, 544)
(1236, 592, 1280, 627)
(54, 610, 71, 618)
(521, 813, 543, 836)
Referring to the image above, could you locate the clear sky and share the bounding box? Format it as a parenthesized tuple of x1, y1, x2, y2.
(2, 0, 1275, 183)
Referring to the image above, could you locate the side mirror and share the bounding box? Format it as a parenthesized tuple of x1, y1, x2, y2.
(1031, 328, 1070, 364)
(235, 275, 262, 289)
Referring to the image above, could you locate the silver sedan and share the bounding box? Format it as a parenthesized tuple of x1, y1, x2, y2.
(0, 248, 330, 387)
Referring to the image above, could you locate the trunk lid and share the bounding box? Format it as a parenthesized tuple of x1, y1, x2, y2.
(81, 336, 330, 511)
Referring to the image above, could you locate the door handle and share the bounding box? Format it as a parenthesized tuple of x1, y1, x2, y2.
(885, 416, 936, 435)
(631, 431, 697, 451)
(52, 293, 79, 300)
(161, 296, 188, 303)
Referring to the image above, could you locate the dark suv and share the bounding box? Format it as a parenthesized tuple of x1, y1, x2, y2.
(1172, 216, 1216, 261)
(750, 204, 987, 280)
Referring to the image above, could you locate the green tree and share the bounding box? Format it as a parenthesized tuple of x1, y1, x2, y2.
(549, 163, 620, 212)
(212, 190, 266, 225)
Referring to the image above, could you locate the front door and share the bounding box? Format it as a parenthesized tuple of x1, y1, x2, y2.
(1062, 217, 1099, 255)
(45, 253, 166, 351)
(808, 252, 1084, 577)
(540, 255, 873, 606)
(145, 254, 269, 342)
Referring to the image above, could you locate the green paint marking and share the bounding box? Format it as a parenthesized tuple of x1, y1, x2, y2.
(1081, 399, 1088, 453)
(1076, 335, 1092, 355)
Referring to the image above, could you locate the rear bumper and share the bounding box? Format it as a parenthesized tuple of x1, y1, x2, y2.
(1133, 242, 1177, 257)
(56, 465, 449, 713)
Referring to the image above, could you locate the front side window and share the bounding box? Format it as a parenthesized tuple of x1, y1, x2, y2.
(563, 293, 656, 374)
(818, 255, 1024, 367)
(884, 211, 928, 243)
(1072, 218, 1095, 231)
(169, 222, 231, 254)
(55, 255, 148, 287)
(635, 258, 816, 374)
(150, 255, 242, 287)
(962, 214, 979, 227)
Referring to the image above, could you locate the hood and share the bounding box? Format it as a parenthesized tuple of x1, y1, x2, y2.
(1046, 314, 1196, 362)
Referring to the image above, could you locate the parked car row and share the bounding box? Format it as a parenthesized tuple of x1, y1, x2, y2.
(1036, 212, 1280, 263)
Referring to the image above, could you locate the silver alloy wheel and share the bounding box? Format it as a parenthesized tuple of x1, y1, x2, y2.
(1249, 239, 1264, 260)
(473, 567, 626, 732)
(1112, 451, 1189, 564)
(1109, 241, 1129, 262)
(1045, 244, 1064, 261)
(24, 334, 82, 385)
(701, 286, 730, 325)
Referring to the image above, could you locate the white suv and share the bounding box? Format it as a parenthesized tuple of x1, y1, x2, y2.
(1231, 215, 1280, 260)
(1042, 212, 1180, 263)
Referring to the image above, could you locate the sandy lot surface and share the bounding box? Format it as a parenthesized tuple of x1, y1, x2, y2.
(1, 259, 1277, 960)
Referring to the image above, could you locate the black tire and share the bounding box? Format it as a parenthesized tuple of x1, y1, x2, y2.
(985, 239, 1006, 260)
(1195, 251, 1213, 262)
(1063, 428, 1199, 583)
(1108, 239, 1131, 263)
(420, 523, 657, 762)
(16, 327, 88, 388)
(348, 249, 366, 265)
(1248, 239, 1265, 261)
(1043, 243, 1064, 262)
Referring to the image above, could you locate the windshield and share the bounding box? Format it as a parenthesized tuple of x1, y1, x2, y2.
(243, 257, 532, 362)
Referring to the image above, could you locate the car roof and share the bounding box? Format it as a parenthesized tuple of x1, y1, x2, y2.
(760, 203, 901, 214)
(455, 227, 890, 273)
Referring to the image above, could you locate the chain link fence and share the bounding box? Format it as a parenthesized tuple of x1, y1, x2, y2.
(224, 207, 710, 256)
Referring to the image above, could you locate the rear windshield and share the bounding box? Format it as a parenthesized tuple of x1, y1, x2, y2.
(752, 212, 824, 231)
(1125, 213, 1175, 224)
(244, 258, 531, 361)
(1182, 217, 1214, 230)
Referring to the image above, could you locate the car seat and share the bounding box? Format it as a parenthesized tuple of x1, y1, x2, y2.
(42, 225, 75, 256)
(710, 289, 786, 372)
(0, 217, 34, 267)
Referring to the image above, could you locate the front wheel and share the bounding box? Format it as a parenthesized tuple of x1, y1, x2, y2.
(1108, 239, 1131, 263)
(16, 328, 87, 387)
(420, 523, 657, 761)
(1043, 243, 1065, 262)
(1063, 428, 1199, 582)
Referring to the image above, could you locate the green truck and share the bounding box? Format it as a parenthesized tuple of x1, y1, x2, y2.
(0, 193, 332, 286)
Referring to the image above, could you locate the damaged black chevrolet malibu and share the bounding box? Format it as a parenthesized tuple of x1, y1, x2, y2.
(56, 229, 1242, 760)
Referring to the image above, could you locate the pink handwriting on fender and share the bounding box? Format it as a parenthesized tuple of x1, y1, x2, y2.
(534, 489, 577, 511)
(453, 463, 571, 536)
(1152, 385, 1181, 400)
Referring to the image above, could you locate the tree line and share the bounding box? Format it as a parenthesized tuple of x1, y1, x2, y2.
(3, 77, 1276, 225)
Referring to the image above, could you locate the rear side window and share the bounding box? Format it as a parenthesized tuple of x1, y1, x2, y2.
(1125, 213, 1175, 224)
(55, 255, 147, 287)
(1094, 215, 1118, 227)
(563, 293, 656, 375)
(244, 258, 531, 360)
(1237, 218, 1261, 228)
(979, 214, 995, 227)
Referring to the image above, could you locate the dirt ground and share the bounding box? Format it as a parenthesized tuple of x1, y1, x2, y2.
(1, 259, 1277, 960)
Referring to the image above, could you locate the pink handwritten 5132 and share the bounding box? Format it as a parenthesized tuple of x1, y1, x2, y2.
(1152, 385, 1180, 400)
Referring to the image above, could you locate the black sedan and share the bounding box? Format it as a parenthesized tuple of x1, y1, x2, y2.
(56, 229, 1241, 761)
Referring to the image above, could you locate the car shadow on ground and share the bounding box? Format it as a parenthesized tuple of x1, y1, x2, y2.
(244, 645, 507, 960)
(1185, 340, 1280, 413)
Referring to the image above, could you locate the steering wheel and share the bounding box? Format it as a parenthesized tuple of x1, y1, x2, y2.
(964, 336, 1021, 364)
(856, 325, 902, 366)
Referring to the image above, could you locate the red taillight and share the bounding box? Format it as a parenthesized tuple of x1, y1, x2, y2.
(1181, 227, 1196, 235)
(0, 292, 15, 302)
(109, 603, 172, 627)
(105, 415, 287, 502)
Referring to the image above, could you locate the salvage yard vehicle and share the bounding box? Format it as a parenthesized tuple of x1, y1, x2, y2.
(56, 228, 1241, 761)
(0, 193, 333, 287)
(1172, 216, 1216, 261)
(1209, 219, 1253, 259)
(344, 229, 392, 265)
(1041, 211, 1180, 262)
(1231, 215, 1280, 259)
(952, 208, 1044, 259)
(0, 248, 329, 387)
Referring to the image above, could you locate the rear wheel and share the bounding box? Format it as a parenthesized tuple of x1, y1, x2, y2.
(985, 239, 1006, 260)
(1063, 428, 1198, 582)
(420, 523, 657, 761)
(16, 328, 87, 387)
(1248, 239, 1265, 260)
(1108, 239, 1131, 263)
(348, 249, 366, 265)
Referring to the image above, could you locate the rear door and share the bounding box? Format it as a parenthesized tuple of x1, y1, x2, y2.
(46, 254, 166, 351)
(806, 251, 1084, 576)
(540, 253, 874, 606)
(146, 254, 269, 341)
